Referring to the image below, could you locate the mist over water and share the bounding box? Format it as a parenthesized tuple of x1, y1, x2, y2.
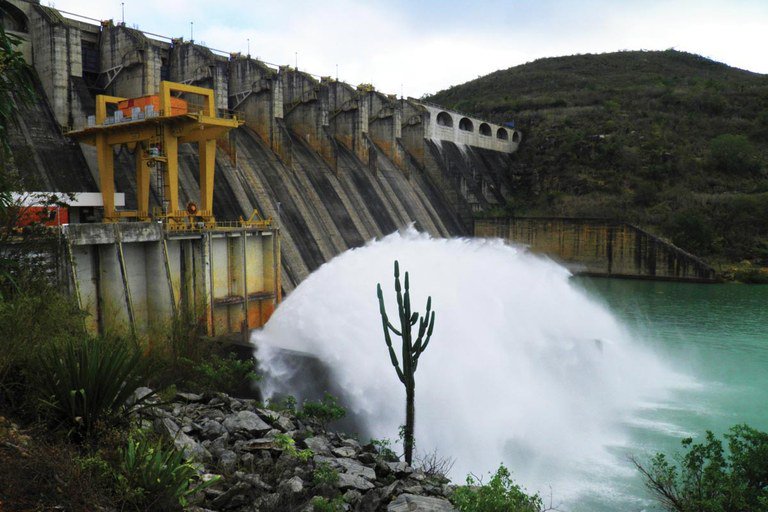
(253, 228, 692, 504)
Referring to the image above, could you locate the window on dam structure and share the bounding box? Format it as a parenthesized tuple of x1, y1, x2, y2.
(512, 131, 521, 142)
(497, 128, 509, 140)
(479, 123, 492, 136)
(459, 117, 474, 132)
(436, 111, 453, 127)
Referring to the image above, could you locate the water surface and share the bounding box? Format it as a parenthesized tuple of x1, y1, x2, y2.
(572, 278, 768, 511)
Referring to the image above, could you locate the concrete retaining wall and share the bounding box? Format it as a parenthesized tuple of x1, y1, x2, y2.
(475, 217, 717, 281)
(63, 223, 280, 337)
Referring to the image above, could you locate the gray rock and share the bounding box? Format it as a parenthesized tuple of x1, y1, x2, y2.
(211, 481, 252, 509)
(238, 437, 279, 452)
(342, 437, 361, 450)
(235, 471, 273, 491)
(200, 419, 226, 439)
(332, 445, 357, 458)
(387, 461, 413, 476)
(280, 475, 304, 493)
(177, 391, 204, 402)
(218, 450, 238, 473)
(343, 489, 363, 504)
(334, 457, 376, 481)
(304, 435, 333, 455)
(127, 386, 154, 406)
(337, 472, 375, 491)
(387, 493, 456, 511)
(173, 430, 212, 462)
(402, 484, 424, 495)
(155, 417, 180, 436)
(222, 410, 271, 434)
(358, 489, 383, 512)
(275, 415, 296, 432)
(381, 481, 404, 501)
(154, 417, 210, 461)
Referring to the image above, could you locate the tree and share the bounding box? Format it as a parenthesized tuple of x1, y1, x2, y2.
(376, 260, 435, 465)
(707, 134, 761, 175)
(632, 424, 768, 512)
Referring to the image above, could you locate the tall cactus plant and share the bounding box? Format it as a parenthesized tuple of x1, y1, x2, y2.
(376, 260, 435, 465)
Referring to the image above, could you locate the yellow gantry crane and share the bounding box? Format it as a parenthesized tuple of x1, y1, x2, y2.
(69, 81, 244, 227)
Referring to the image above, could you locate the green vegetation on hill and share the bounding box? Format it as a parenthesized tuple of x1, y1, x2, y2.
(427, 50, 768, 268)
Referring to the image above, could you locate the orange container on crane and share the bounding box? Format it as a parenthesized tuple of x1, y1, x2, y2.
(118, 95, 188, 118)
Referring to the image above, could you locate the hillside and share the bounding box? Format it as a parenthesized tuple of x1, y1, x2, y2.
(427, 50, 768, 268)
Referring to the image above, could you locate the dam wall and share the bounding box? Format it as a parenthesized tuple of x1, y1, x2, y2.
(475, 217, 717, 281)
(4, 0, 521, 294)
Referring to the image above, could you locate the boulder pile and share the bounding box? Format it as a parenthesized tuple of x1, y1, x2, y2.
(136, 389, 457, 511)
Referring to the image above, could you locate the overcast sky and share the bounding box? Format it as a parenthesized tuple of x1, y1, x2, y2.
(49, 0, 768, 98)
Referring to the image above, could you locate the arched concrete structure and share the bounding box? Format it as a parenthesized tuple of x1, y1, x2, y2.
(1, 0, 27, 32)
(417, 102, 521, 153)
(458, 117, 473, 132)
(436, 111, 453, 127)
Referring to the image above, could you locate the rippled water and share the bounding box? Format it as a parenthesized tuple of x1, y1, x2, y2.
(572, 277, 768, 511)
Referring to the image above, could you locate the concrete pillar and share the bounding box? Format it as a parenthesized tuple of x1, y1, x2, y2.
(327, 80, 370, 164)
(367, 91, 407, 172)
(99, 24, 169, 98)
(281, 67, 337, 170)
(169, 41, 229, 113)
(229, 56, 291, 164)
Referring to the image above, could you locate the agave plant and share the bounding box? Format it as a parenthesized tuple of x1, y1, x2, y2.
(37, 336, 150, 439)
(117, 432, 219, 510)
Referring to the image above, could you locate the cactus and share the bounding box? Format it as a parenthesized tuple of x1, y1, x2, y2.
(376, 260, 435, 465)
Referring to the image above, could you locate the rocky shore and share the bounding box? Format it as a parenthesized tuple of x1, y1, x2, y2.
(136, 389, 457, 511)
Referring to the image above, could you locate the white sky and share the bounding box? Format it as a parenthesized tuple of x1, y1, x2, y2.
(48, 0, 768, 98)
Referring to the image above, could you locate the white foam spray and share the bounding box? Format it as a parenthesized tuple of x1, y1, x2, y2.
(253, 228, 688, 504)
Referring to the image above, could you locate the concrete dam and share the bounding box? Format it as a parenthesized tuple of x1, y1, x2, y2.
(3, 0, 524, 335)
(4, 1, 717, 336)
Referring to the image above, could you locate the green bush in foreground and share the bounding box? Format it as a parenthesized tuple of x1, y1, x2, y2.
(36, 336, 150, 440)
(117, 431, 218, 510)
(451, 464, 543, 512)
(298, 392, 347, 427)
(633, 424, 768, 512)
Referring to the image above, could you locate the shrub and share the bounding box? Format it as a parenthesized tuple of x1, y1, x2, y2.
(36, 336, 150, 439)
(116, 431, 218, 510)
(145, 312, 259, 396)
(274, 433, 313, 462)
(310, 495, 345, 512)
(708, 134, 761, 175)
(369, 437, 398, 461)
(312, 461, 340, 487)
(266, 394, 297, 413)
(177, 352, 260, 395)
(451, 464, 543, 512)
(632, 424, 768, 512)
(298, 392, 346, 427)
(415, 449, 455, 478)
(662, 209, 715, 254)
(0, 291, 85, 410)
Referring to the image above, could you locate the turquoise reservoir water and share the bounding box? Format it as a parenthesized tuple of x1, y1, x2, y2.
(572, 278, 768, 511)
